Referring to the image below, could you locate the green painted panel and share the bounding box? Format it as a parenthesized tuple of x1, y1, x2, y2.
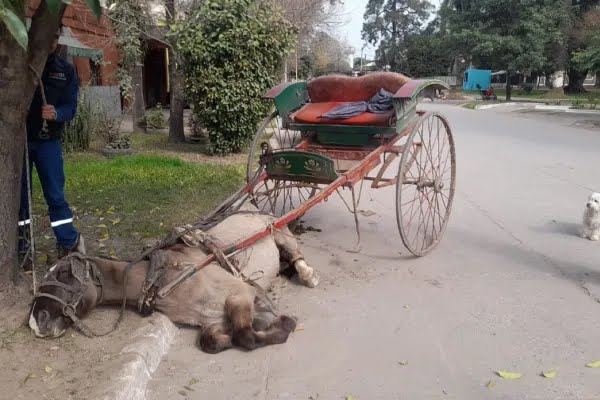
(272, 82, 309, 128)
(266, 151, 338, 183)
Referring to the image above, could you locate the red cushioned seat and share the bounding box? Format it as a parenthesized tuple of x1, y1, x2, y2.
(291, 102, 395, 127)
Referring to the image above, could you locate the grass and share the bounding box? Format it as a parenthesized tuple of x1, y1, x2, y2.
(462, 102, 477, 110)
(30, 154, 244, 259)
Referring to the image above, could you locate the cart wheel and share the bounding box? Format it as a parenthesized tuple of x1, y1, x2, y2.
(396, 112, 456, 256)
(246, 111, 317, 218)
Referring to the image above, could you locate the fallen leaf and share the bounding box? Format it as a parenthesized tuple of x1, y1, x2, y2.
(38, 255, 48, 263)
(49, 346, 59, 351)
(295, 325, 304, 332)
(183, 385, 195, 391)
(177, 390, 188, 397)
(23, 373, 37, 384)
(99, 217, 105, 221)
(496, 371, 522, 379)
(98, 242, 106, 249)
(403, 305, 410, 309)
(108, 206, 116, 213)
(188, 378, 199, 385)
(100, 232, 110, 240)
(586, 360, 600, 368)
(486, 380, 495, 388)
(44, 235, 51, 240)
(542, 370, 557, 378)
(345, 396, 354, 400)
(159, 222, 164, 227)
(44, 366, 53, 374)
(358, 210, 376, 217)
(96, 224, 107, 229)
(95, 210, 103, 216)
(112, 218, 121, 225)
(398, 361, 408, 366)
(109, 248, 116, 257)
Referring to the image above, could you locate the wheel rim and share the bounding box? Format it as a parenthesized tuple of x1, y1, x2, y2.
(396, 112, 456, 256)
(246, 112, 317, 217)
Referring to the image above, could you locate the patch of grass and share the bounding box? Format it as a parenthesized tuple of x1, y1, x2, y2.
(30, 154, 244, 258)
(462, 102, 477, 109)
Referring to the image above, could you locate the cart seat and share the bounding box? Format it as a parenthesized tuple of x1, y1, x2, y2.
(290, 72, 409, 127)
(291, 102, 395, 127)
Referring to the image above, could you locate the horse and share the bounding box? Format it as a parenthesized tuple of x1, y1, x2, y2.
(28, 208, 319, 353)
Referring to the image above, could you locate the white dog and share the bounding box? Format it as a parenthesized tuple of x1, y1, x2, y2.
(581, 192, 600, 241)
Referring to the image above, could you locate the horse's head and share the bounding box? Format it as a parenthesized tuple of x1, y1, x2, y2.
(29, 254, 103, 338)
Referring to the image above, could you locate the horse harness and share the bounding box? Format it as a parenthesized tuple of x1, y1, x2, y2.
(34, 252, 106, 337)
(137, 224, 278, 316)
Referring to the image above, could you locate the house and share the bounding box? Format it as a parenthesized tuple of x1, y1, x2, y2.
(26, 0, 171, 112)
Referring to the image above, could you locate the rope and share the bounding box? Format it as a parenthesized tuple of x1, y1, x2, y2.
(25, 138, 37, 293)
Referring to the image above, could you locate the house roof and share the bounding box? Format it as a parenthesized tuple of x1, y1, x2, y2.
(59, 27, 103, 59)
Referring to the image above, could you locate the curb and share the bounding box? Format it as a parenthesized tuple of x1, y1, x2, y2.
(90, 313, 178, 400)
(475, 102, 519, 110)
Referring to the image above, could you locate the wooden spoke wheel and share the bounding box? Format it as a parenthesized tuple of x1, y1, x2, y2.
(246, 111, 317, 217)
(396, 112, 456, 256)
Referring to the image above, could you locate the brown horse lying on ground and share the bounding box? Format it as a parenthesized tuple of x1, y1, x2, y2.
(28, 208, 319, 353)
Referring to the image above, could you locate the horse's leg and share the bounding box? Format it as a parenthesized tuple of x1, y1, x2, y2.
(197, 322, 233, 354)
(225, 289, 298, 351)
(225, 289, 264, 351)
(252, 312, 297, 346)
(273, 226, 319, 288)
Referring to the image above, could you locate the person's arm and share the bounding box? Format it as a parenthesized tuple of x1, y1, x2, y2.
(54, 65, 79, 122)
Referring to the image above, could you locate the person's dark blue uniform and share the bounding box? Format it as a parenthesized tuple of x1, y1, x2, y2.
(19, 33, 82, 260)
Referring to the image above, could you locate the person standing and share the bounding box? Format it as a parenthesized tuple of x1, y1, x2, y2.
(18, 26, 84, 263)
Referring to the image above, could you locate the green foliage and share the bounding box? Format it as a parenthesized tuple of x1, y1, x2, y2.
(362, 0, 433, 72)
(145, 104, 167, 130)
(572, 9, 600, 72)
(176, 0, 295, 155)
(62, 90, 94, 152)
(106, 0, 147, 101)
(0, 3, 27, 49)
(443, 0, 567, 75)
(403, 33, 454, 77)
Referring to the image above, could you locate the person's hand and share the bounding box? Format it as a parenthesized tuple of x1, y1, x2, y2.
(42, 105, 57, 121)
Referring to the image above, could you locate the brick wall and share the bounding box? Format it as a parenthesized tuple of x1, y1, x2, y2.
(26, 0, 120, 86)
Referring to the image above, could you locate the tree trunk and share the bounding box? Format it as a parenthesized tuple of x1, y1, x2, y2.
(595, 71, 600, 88)
(0, 3, 64, 291)
(505, 70, 512, 101)
(168, 52, 185, 143)
(545, 72, 554, 89)
(165, 0, 185, 143)
(564, 68, 587, 93)
(131, 63, 145, 133)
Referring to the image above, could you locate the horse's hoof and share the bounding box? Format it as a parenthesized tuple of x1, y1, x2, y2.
(301, 271, 320, 288)
(278, 315, 297, 332)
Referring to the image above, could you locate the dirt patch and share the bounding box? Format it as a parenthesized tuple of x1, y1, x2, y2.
(0, 284, 146, 400)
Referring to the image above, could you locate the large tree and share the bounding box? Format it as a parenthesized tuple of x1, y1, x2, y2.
(443, 0, 566, 100)
(569, 5, 600, 91)
(0, 0, 101, 291)
(362, 0, 433, 72)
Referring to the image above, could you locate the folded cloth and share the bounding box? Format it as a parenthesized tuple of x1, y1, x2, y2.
(319, 88, 395, 119)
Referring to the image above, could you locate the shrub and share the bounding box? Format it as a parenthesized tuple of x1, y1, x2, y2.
(145, 103, 167, 130)
(176, 0, 295, 155)
(62, 90, 94, 152)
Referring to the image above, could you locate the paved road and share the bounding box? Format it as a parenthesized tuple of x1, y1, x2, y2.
(146, 104, 600, 400)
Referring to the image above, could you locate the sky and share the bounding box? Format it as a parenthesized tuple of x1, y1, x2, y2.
(338, 0, 441, 60)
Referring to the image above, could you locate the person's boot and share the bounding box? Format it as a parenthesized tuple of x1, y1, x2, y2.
(56, 234, 86, 260)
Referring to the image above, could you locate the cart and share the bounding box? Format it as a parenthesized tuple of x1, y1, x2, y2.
(242, 72, 456, 256)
